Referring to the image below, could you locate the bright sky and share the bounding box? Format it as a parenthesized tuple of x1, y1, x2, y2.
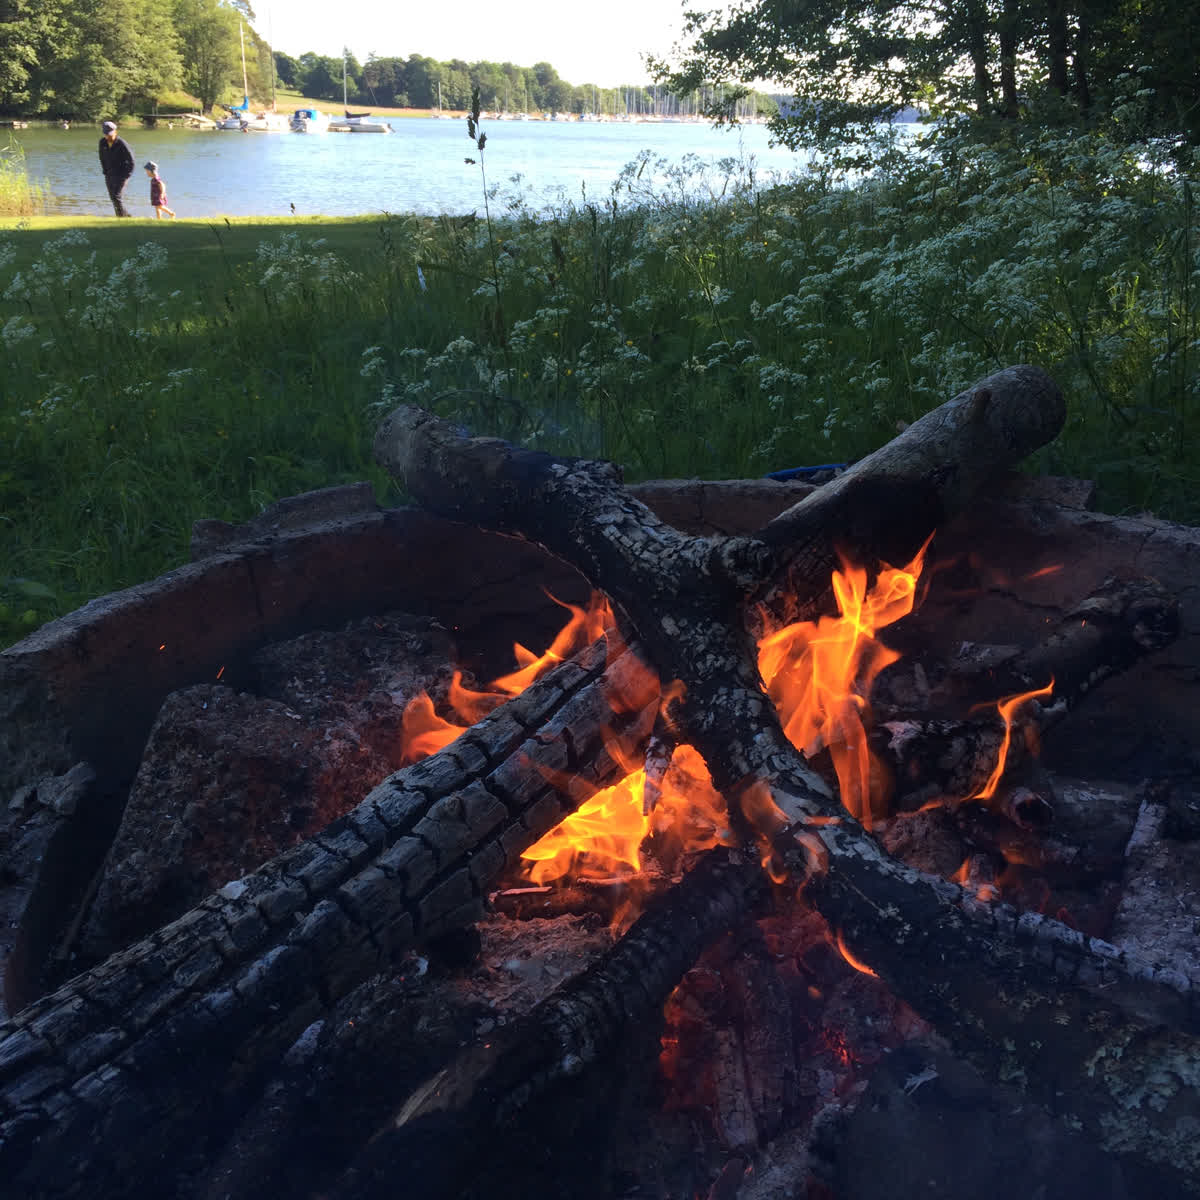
(264, 0, 699, 87)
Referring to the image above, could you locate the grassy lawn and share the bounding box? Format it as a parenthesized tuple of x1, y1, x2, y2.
(1, 127, 1197, 649)
(273, 87, 464, 118)
(0, 214, 393, 281)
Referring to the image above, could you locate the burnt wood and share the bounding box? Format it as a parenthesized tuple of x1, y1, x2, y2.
(3, 365, 1196, 1196)
(874, 576, 1181, 807)
(337, 848, 770, 1200)
(0, 639, 653, 1197)
(374, 365, 1200, 1190)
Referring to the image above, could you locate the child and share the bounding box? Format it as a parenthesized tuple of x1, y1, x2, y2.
(143, 161, 176, 219)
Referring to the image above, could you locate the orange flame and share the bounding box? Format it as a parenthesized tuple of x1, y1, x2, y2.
(970, 679, 1054, 802)
(740, 779, 792, 883)
(400, 692, 468, 761)
(490, 592, 614, 697)
(757, 545, 928, 824)
(835, 929, 879, 978)
(520, 742, 732, 886)
(399, 591, 616, 765)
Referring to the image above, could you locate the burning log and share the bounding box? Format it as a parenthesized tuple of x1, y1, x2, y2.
(873, 576, 1181, 808)
(756, 363, 1067, 620)
(0, 637, 656, 1198)
(373, 365, 1200, 1191)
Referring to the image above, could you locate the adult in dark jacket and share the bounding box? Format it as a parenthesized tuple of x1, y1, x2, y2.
(98, 120, 134, 217)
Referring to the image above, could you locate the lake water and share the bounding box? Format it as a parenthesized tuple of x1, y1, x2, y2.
(12, 118, 810, 219)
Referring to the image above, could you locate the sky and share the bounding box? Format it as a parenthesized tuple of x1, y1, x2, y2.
(263, 0, 700, 87)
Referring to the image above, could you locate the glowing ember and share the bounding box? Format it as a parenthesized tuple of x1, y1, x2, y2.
(757, 545, 929, 824)
(399, 591, 616, 765)
(970, 679, 1054, 802)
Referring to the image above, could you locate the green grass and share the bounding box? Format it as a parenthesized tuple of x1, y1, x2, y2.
(1, 126, 1197, 648)
(273, 87, 447, 118)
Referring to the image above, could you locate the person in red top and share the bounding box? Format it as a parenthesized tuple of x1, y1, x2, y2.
(143, 161, 176, 219)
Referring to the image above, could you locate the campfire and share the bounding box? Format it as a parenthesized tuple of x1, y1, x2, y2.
(2, 365, 1199, 1200)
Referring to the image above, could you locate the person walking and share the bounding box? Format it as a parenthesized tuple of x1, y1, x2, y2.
(98, 120, 134, 217)
(144, 161, 176, 219)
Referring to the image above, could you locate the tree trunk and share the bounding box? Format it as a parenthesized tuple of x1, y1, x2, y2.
(965, 0, 996, 114)
(1072, 6, 1092, 109)
(1047, 0, 1071, 95)
(998, 0, 1021, 117)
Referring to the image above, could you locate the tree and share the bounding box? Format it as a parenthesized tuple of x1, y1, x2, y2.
(244, 27, 275, 104)
(362, 54, 402, 107)
(0, 0, 71, 112)
(401, 54, 439, 108)
(273, 50, 299, 88)
(300, 55, 342, 102)
(34, 0, 181, 117)
(653, 0, 1200, 155)
(173, 0, 240, 111)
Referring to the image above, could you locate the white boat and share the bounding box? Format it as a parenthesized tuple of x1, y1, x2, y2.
(289, 107, 329, 133)
(243, 111, 290, 132)
(344, 113, 391, 133)
(326, 56, 391, 132)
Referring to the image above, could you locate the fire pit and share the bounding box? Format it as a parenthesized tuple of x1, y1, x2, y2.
(2, 366, 1199, 1199)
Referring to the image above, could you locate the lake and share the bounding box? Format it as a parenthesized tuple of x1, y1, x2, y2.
(12, 118, 810, 219)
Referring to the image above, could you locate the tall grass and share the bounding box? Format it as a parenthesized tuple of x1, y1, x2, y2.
(1, 126, 1197, 647)
(0, 139, 48, 217)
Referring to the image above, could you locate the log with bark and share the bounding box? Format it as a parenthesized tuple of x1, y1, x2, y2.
(2, 364, 1197, 1196)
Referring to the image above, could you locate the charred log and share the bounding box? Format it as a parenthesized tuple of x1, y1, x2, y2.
(334, 847, 770, 1200)
(757, 364, 1066, 620)
(0, 639, 653, 1198)
(374, 367, 1200, 1188)
(873, 576, 1180, 808)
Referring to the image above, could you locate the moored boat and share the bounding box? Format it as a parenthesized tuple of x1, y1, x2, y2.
(290, 107, 330, 133)
(330, 112, 392, 133)
(243, 111, 290, 132)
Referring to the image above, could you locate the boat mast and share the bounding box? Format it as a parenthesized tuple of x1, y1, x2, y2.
(268, 7, 276, 110)
(239, 22, 249, 106)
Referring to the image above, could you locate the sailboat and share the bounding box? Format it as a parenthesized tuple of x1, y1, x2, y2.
(328, 51, 391, 132)
(216, 24, 252, 129)
(218, 23, 287, 130)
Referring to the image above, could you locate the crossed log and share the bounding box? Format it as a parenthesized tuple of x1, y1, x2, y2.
(2, 365, 1198, 1197)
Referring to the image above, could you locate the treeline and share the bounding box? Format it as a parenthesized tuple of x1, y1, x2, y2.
(0, 0, 773, 120)
(0, 0, 277, 117)
(278, 51, 776, 117)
